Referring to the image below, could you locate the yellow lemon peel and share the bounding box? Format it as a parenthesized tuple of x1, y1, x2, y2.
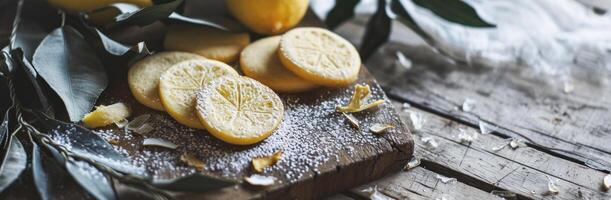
(82, 103, 131, 128)
(337, 84, 385, 113)
(252, 150, 283, 173)
(180, 153, 205, 171)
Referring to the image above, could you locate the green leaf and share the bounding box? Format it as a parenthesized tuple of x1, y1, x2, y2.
(360, 0, 392, 61)
(32, 142, 65, 200)
(32, 26, 108, 122)
(13, 18, 48, 61)
(112, 0, 183, 27)
(74, 16, 152, 60)
(10, 49, 54, 116)
(152, 173, 235, 192)
(412, 0, 494, 27)
(34, 112, 143, 175)
(0, 81, 10, 145)
(389, 0, 432, 41)
(325, 0, 361, 29)
(165, 12, 230, 31)
(0, 136, 27, 193)
(66, 159, 116, 200)
(90, 3, 140, 16)
(92, 28, 131, 56)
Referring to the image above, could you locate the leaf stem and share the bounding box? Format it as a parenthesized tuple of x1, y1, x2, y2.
(59, 10, 66, 27)
(20, 118, 175, 200)
(8, 0, 24, 50)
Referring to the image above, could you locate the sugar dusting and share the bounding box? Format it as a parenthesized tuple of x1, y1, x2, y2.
(52, 81, 405, 184)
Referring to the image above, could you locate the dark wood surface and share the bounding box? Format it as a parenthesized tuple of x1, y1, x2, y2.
(327, 16, 611, 200)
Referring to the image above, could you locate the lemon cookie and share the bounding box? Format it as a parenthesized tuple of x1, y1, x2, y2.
(164, 25, 250, 63)
(128, 52, 207, 111)
(196, 76, 284, 145)
(278, 27, 361, 87)
(159, 59, 238, 129)
(240, 36, 317, 93)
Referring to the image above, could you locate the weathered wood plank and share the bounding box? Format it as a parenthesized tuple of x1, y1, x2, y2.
(349, 167, 502, 200)
(335, 17, 611, 169)
(388, 100, 610, 199)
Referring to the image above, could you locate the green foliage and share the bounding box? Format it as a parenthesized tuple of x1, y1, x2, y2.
(325, 0, 495, 61)
(413, 0, 494, 27)
(1, 0, 237, 198)
(32, 26, 108, 122)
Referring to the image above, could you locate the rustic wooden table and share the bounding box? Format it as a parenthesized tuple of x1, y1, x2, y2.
(325, 15, 611, 200)
(2, 1, 610, 199)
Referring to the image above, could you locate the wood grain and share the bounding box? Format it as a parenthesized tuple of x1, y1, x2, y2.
(345, 99, 610, 199)
(335, 16, 611, 169)
(373, 42, 611, 168)
(350, 167, 503, 200)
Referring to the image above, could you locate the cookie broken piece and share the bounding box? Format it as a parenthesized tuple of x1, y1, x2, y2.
(337, 84, 385, 113)
(82, 103, 131, 128)
(252, 150, 283, 173)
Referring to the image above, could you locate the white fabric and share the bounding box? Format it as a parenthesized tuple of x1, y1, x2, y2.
(312, 0, 611, 76)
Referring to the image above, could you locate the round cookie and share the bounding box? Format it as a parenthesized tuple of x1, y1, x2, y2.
(128, 52, 207, 111)
(159, 59, 238, 129)
(164, 25, 250, 63)
(196, 76, 284, 145)
(240, 36, 317, 93)
(278, 27, 361, 87)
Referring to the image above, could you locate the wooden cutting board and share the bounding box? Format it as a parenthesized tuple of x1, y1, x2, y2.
(93, 5, 414, 200)
(25, 3, 414, 200)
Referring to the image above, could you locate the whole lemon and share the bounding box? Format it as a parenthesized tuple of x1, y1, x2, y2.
(226, 0, 309, 35)
(48, 0, 152, 12)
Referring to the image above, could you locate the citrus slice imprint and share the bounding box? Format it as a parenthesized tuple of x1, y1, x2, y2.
(240, 36, 317, 93)
(196, 76, 284, 145)
(128, 52, 207, 111)
(164, 25, 250, 63)
(159, 59, 238, 129)
(278, 27, 361, 87)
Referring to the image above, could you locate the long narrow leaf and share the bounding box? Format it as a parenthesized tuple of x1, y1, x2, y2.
(325, 0, 361, 29)
(11, 49, 53, 116)
(32, 26, 107, 122)
(165, 12, 231, 31)
(66, 159, 116, 200)
(389, 0, 431, 41)
(360, 0, 392, 61)
(0, 136, 27, 193)
(34, 112, 143, 175)
(112, 0, 183, 28)
(412, 0, 494, 27)
(32, 142, 65, 200)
